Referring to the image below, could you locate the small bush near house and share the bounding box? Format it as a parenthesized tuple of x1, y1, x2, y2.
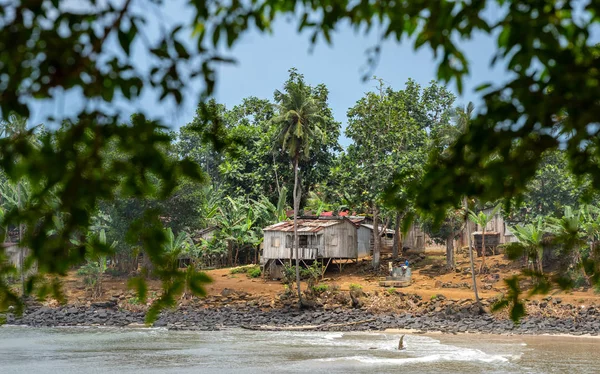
(349, 283, 362, 291)
(247, 267, 261, 278)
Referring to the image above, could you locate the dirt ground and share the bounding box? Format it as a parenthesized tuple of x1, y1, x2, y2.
(60, 249, 600, 307)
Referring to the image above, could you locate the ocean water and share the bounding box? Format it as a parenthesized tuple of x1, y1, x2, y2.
(0, 326, 599, 373)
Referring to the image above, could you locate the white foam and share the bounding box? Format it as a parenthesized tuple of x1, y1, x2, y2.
(323, 332, 344, 340)
(316, 350, 509, 365)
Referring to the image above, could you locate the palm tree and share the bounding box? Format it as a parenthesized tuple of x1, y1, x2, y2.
(469, 204, 501, 273)
(463, 198, 480, 305)
(271, 73, 324, 307)
(547, 206, 588, 282)
(437, 102, 474, 149)
(450, 105, 480, 303)
(510, 217, 547, 274)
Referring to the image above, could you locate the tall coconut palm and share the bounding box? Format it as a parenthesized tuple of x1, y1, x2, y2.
(451, 104, 480, 303)
(272, 74, 324, 307)
(469, 205, 501, 273)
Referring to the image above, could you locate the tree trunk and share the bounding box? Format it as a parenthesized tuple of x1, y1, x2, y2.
(227, 241, 233, 266)
(372, 205, 380, 270)
(18, 181, 25, 296)
(392, 212, 402, 259)
(464, 197, 480, 304)
(446, 237, 454, 270)
(480, 227, 486, 273)
(293, 155, 302, 307)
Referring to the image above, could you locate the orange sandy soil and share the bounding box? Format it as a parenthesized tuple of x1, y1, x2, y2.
(60, 250, 600, 307)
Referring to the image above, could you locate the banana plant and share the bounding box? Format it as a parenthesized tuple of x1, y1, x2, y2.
(305, 190, 331, 216)
(510, 217, 548, 274)
(162, 227, 194, 256)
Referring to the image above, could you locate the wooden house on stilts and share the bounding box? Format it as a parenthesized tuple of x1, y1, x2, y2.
(261, 217, 358, 279)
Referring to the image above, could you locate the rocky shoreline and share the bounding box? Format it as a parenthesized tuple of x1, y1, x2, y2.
(4, 294, 600, 336)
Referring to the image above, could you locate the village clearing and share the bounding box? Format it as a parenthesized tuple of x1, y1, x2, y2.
(56, 249, 600, 312)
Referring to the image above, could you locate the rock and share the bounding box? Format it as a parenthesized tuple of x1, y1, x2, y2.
(221, 288, 235, 297)
(92, 300, 117, 308)
(67, 307, 78, 315)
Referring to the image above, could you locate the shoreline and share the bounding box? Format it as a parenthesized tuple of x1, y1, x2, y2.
(4, 321, 600, 341)
(3, 300, 600, 338)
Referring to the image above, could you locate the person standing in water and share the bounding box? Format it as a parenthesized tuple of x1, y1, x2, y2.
(398, 335, 406, 350)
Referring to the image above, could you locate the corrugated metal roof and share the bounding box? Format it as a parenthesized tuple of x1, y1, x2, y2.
(360, 223, 395, 235)
(264, 219, 347, 233)
(348, 217, 366, 224)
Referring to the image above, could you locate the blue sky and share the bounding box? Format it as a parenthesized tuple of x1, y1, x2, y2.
(212, 18, 504, 147)
(32, 1, 510, 148)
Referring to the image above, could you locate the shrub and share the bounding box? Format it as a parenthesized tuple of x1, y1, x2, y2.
(387, 287, 396, 295)
(430, 294, 438, 300)
(312, 284, 329, 295)
(104, 267, 125, 277)
(76, 259, 106, 299)
(248, 267, 261, 278)
(128, 296, 141, 305)
(230, 265, 256, 274)
(349, 283, 362, 291)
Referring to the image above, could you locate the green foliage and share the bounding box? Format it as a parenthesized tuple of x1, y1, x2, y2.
(272, 69, 325, 161)
(506, 151, 592, 224)
(76, 260, 106, 299)
(422, 208, 464, 245)
(247, 267, 261, 278)
(349, 283, 362, 291)
(281, 264, 297, 287)
(3, 0, 600, 324)
(312, 284, 329, 295)
(300, 261, 325, 282)
(127, 296, 142, 305)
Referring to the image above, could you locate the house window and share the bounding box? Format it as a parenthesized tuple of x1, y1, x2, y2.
(299, 235, 308, 247)
(271, 237, 280, 247)
(328, 235, 339, 246)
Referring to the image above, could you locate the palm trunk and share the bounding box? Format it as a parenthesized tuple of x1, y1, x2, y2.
(464, 197, 480, 304)
(293, 155, 302, 307)
(480, 227, 486, 273)
(372, 205, 380, 270)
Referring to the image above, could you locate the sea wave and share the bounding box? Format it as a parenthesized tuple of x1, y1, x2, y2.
(315, 350, 509, 365)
